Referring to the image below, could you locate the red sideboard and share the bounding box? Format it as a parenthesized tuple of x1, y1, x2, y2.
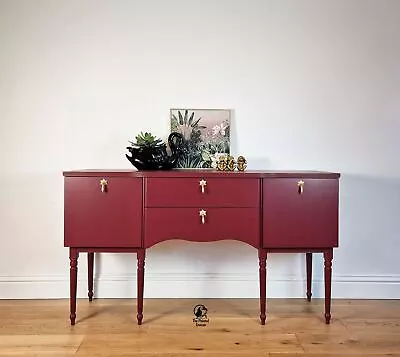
(63, 169, 340, 326)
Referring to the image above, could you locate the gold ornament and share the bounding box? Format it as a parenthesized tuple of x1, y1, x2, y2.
(226, 156, 236, 171)
(216, 155, 227, 171)
(236, 156, 247, 171)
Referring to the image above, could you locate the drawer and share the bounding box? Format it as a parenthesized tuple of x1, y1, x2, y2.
(144, 207, 260, 248)
(64, 177, 143, 247)
(263, 178, 339, 248)
(145, 177, 260, 207)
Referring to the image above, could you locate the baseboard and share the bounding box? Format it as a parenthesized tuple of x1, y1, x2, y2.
(0, 273, 399, 299)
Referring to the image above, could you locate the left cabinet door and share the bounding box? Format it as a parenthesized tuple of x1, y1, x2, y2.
(64, 177, 143, 248)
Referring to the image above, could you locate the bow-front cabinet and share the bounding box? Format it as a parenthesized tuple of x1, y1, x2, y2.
(63, 169, 340, 326)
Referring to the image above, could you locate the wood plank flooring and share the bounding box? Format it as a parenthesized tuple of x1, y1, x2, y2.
(0, 298, 399, 356)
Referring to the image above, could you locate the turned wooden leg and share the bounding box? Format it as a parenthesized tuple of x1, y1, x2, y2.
(324, 249, 333, 324)
(69, 248, 78, 326)
(306, 252, 312, 301)
(88, 252, 94, 302)
(258, 249, 267, 325)
(137, 249, 145, 325)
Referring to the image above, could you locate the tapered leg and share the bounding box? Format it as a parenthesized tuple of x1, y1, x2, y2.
(258, 249, 267, 325)
(324, 249, 333, 324)
(306, 252, 312, 301)
(137, 249, 145, 325)
(69, 248, 78, 325)
(88, 252, 94, 301)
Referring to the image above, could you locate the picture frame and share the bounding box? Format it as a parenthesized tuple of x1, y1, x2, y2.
(170, 108, 231, 168)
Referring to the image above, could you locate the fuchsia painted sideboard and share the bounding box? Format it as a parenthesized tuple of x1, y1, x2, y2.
(63, 169, 340, 326)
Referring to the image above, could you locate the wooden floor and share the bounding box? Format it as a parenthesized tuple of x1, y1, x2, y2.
(0, 298, 399, 356)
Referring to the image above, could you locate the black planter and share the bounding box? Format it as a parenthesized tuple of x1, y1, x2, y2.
(126, 132, 184, 170)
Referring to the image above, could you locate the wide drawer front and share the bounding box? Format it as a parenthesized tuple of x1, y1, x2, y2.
(145, 178, 260, 207)
(144, 208, 260, 248)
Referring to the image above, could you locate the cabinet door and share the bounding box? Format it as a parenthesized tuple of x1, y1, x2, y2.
(64, 177, 142, 247)
(263, 178, 339, 248)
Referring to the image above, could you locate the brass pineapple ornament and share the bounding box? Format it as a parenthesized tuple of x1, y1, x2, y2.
(216, 155, 227, 171)
(226, 156, 236, 171)
(236, 156, 247, 171)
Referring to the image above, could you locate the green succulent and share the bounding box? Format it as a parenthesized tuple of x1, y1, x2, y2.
(130, 132, 164, 148)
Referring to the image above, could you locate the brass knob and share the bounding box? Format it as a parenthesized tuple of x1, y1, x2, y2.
(100, 179, 108, 193)
(297, 180, 304, 194)
(199, 179, 207, 193)
(199, 209, 207, 224)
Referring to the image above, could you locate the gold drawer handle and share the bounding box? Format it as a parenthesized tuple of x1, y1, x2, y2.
(100, 179, 108, 193)
(199, 209, 207, 224)
(297, 180, 304, 194)
(199, 179, 207, 194)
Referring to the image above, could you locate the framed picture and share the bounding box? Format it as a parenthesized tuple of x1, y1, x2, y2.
(170, 108, 231, 168)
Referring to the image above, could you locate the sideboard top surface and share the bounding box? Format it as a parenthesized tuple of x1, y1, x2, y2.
(63, 169, 340, 179)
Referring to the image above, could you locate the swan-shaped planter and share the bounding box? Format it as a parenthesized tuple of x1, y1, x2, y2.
(126, 132, 184, 170)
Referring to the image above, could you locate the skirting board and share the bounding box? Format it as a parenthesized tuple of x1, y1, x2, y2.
(0, 274, 399, 299)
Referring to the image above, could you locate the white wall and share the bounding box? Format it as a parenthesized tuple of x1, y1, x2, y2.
(1, 0, 399, 299)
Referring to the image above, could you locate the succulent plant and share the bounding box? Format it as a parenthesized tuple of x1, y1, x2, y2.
(129, 132, 164, 149)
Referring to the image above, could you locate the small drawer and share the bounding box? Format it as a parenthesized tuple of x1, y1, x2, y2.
(145, 177, 260, 207)
(144, 207, 260, 248)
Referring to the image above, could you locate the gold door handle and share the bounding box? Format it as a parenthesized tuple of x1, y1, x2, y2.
(199, 209, 207, 224)
(100, 179, 108, 193)
(297, 180, 304, 194)
(199, 179, 207, 194)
